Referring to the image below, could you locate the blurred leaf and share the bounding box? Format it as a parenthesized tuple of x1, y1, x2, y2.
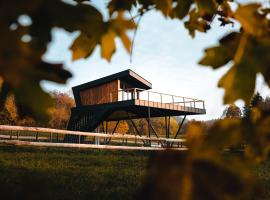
(184, 9, 210, 37)
(234, 4, 269, 37)
(108, 0, 137, 15)
(70, 33, 97, 61)
(172, 0, 193, 20)
(156, 0, 172, 16)
(195, 0, 217, 18)
(101, 31, 116, 61)
(140, 151, 259, 200)
(199, 32, 240, 69)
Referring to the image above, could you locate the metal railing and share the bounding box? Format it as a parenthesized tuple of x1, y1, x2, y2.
(117, 88, 205, 110)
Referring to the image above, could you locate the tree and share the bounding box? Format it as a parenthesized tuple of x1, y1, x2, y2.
(47, 91, 75, 129)
(106, 121, 129, 134)
(222, 104, 242, 119)
(243, 92, 264, 120)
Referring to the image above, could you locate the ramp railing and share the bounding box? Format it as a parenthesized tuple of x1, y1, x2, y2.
(0, 125, 186, 150)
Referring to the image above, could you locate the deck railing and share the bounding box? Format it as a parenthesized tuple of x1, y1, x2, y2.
(117, 88, 205, 110)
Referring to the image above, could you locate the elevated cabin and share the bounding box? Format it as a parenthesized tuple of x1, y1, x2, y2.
(72, 70, 152, 107)
(67, 69, 206, 143)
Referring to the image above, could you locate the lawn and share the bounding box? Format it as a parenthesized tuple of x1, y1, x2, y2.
(0, 145, 150, 200)
(0, 145, 270, 200)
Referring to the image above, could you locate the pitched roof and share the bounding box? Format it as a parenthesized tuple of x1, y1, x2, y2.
(73, 69, 152, 91)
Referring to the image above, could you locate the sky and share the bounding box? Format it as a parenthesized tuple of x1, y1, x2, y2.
(42, 0, 270, 121)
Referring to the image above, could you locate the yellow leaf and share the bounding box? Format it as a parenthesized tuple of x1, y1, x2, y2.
(120, 32, 131, 53)
(194, 0, 217, 17)
(101, 31, 116, 62)
(70, 33, 97, 61)
(234, 3, 268, 37)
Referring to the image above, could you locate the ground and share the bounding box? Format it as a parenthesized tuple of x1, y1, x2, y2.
(0, 145, 270, 200)
(0, 145, 149, 200)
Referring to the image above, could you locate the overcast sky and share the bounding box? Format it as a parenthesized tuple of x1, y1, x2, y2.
(42, 0, 270, 121)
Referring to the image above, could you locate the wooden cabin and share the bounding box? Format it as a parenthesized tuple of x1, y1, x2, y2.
(72, 70, 152, 107)
(67, 69, 206, 140)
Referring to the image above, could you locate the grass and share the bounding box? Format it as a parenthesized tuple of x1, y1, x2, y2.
(1, 145, 270, 199)
(0, 145, 150, 200)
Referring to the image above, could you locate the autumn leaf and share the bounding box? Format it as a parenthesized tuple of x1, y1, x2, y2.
(70, 33, 97, 61)
(108, 0, 136, 15)
(172, 0, 193, 20)
(156, 0, 172, 16)
(101, 31, 116, 61)
(184, 9, 210, 37)
(234, 4, 269, 37)
(199, 32, 240, 69)
(194, 0, 217, 18)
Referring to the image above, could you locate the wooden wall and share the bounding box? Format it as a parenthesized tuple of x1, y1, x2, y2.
(79, 80, 119, 106)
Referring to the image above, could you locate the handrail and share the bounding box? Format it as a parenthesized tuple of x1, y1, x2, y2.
(89, 88, 205, 110)
(0, 125, 186, 143)
(118, 88, 205, 110)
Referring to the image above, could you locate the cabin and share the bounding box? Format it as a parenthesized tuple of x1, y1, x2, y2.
(66, 69, 206, 143)
(72, 70, 152, 107)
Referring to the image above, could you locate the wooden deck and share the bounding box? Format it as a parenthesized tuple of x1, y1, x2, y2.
(71, 99, 205, 122)
(134, 99, 205, 114)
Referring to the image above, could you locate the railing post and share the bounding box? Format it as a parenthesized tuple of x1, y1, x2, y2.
(183, 97, 185, 108)
(160, 93, 162, 104)
(203, 101, 205, 109)
(110, 93, 112, 102)
(148, 91, 150, 106)
(172, 95, 174, 104)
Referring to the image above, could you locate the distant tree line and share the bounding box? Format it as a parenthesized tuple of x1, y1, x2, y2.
(2, 90, 268, 138)
(222, 92, 270, 120)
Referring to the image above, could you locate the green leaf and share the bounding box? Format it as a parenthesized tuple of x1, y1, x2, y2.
(70, 33, 97, 61)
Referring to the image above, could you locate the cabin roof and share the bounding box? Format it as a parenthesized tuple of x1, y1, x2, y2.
(73, 69, 152, 91)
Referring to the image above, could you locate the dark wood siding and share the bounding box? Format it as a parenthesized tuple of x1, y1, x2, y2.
(80, 80, 119, 105)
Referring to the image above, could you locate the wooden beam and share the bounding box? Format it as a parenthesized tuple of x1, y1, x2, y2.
(0, 125, 185, 143)
(0, 140, 187, 151)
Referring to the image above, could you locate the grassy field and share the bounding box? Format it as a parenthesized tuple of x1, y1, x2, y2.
(0, 145, 150, 200)
(0, 145, 270, 200)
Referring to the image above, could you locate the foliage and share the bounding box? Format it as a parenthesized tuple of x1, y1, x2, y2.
(106, 120, 129, 134)
(222, 104, 242, 119)
(127, 117, 179, 137)
(0, 0, 135, 121)
(47, 91, 75, 129)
